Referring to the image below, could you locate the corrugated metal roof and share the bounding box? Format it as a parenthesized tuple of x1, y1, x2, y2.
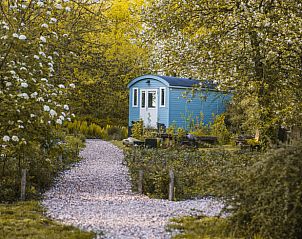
(158, 75, 200, 87)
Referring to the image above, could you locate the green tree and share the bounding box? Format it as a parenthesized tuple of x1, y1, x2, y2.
(144, 0, 302, 140)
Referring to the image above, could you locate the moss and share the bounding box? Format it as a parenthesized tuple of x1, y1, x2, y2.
(0, 201, 95, 239)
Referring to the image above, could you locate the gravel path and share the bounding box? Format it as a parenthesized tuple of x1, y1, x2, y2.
(42, 140, 223, 239)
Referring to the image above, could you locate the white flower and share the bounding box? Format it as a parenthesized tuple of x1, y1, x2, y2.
(46, 11, 51, 15)
(30, 114, 35, 118)
(59, 115, 65, 120)
(40, 36, 46, 43)
(41, 78, 48, 82)
(2, 136, 10, 142)
(43, 105, 50, 112)
(67, 117, 71, 121)
(71, 113, 75, 117)
(19, 125, 24, 129)
(55, 4, 63, 9)
(58, 84, 65, 89)
(3, 25, 9, 30)
(56, 119, 62, 124)
(53, 51, 59, 56)
(63, 34, 68, 37)
(37, 97, 44, 102)
(50, 18, 57, 23)
(39, 51, 46, 57)
(41, 23, 48, 28)
(34, 55, 40, 60)
(61, 112, 66, 116)
(37, 1, 44, 7)
(13, 33, 19, 38)
(49, 109, 57, 117)
(19, 35, 27, 40)
(69, 83, 75, 88)
(20, 67, 27, 71)
(18, 93, 29, 99)
(12, 136, 19, 142)
(63, 104, 69, 110)
(30, 92, 38, 98)
(21, 82, 28, 88)
(65, 6, 71, 12)
(64, 0, 70, 2)
(6, 82, 12, 87)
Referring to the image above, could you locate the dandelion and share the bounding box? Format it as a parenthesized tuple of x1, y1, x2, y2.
(19, 35, 27, 40)
(56, 119, 62, 124)
(63, 105, 69, 110)
(12, 136, 19, 142)
(49, 109, 57, 117)
(2, 136, 10, 142)
(43, 105, 50, 112)
(40, 36, 46, 43)
(21, 82, 28, 88)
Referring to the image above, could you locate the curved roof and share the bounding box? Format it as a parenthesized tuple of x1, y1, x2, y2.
(127, 75, 201, 88)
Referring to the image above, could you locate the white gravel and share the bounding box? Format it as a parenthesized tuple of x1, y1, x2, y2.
(42, 139, 223, 239)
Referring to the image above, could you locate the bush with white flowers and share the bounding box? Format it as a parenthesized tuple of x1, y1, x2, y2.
(0, 0, 79, 201)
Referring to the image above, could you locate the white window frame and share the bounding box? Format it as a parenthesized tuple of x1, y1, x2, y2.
(132, 88, 138, 107)
(159, 87, 166, 107)
(141, 90, 146, 108)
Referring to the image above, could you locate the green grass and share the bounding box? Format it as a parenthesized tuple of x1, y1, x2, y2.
(169, 216, 264, 239)
(0, 201, 95, 239)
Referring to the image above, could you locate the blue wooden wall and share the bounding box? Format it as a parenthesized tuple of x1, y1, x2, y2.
(169, 88, 231, 130)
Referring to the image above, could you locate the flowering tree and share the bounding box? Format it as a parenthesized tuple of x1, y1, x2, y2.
(144, 0, 302, 139)
(0, 0, 83, 200)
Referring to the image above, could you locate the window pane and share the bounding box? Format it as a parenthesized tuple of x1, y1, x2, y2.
(141, 91, 145, 108)
(133, 89, 138, 106)
(161, 88, 165, 106)
(148, 91, 156, 108)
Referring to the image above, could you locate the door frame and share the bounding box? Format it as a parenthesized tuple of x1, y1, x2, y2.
(140, 88, 158, 128)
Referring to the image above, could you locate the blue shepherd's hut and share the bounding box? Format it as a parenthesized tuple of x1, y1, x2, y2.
(128, 75, 231, 130)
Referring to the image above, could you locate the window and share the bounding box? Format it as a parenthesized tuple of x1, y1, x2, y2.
(133, 88, 138, 107)
(141, 90, 146, 108)
(160, 87, 166, 107)
(148, 91, 156, 108)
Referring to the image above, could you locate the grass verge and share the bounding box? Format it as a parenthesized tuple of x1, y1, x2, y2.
(0, 201, 95, 239)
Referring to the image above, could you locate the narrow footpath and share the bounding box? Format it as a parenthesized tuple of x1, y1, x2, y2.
(42, 140, 223, 239)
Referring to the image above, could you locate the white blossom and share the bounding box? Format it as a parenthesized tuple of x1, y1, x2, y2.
(71, 113, 75, 117)
(43, 105, 50, 112)
(65, 7, 71, 12)
(37, 1, 44, 7)
(18, 93, 29, 99)
(55, 4, 63, 10)
(12, 136, 19, 142)
(49, 109, 57, 117)
(58, 84, 65, 89)
(21, 82, 28, 88)
(2, 136, 10, 142)
(39, 51, 46, 57)
(67, 117, 71, 121)
(41, 78, 48, 82)
(40, 36, 47, 43)
(30, 92, 38, 98)
(6, 82, 12, 87)
(19, 35, 27, 40)
(30, 114, 35, 118)
(59, 115, 65, 120)
(12, 33, 19, 38)
(63, 104, 69, 110)
(56, 119, 62, 124)
(41, 23, 48, 28)
(50, 18, 57, 23)
(34, 55, 40, 60)
(69, 83, 75, 88)
(37, 97, 44, 102)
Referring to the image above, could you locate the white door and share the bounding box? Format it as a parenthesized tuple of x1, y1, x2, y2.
(140, 89, 158, 128)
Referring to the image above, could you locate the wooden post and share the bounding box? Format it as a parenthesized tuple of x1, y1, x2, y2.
(138, 170, 144, 194)
(169, 169, 175, 201)
(21, 169, 27, 201)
